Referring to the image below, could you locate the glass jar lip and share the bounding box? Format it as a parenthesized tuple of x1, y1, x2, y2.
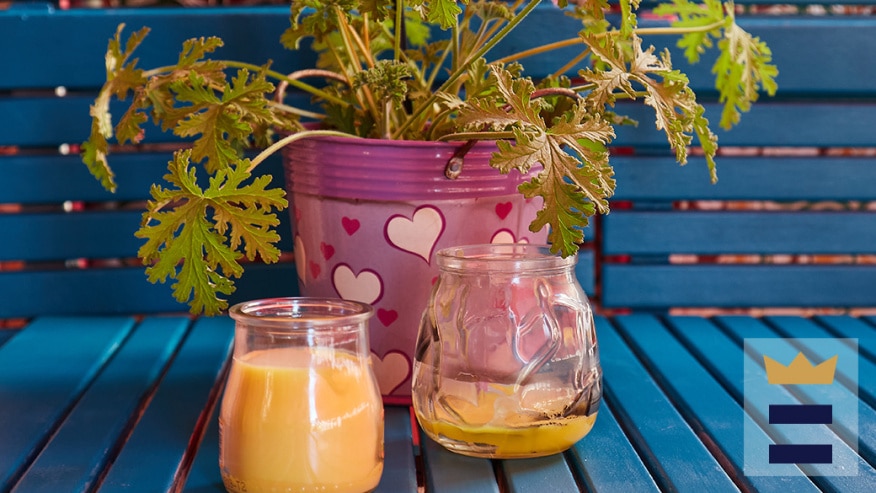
(436, 243, 576, 272)
(228, 297, 374, 330)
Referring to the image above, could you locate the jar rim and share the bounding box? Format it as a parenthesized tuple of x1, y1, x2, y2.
(228, 297, 374, 330)
(436, 244, 576, 272)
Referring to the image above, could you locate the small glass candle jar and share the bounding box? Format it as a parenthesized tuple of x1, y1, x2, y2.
(219, 298, 384, 493)
(412, 244, 601, 459)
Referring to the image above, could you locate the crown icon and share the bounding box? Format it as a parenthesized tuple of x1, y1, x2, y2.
(763, 352, 837, 385)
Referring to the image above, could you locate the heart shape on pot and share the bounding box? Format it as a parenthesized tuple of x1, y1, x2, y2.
(377, 308, 398, 327)
(385, 205, 444, 264)
(491, 229, 529, 245)
(371, 350, 411, 395)
(495, 202, 513, 220)
(332, 264, 383, 305)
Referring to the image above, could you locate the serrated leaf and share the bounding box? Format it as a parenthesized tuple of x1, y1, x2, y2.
(136, 150, 287, 315)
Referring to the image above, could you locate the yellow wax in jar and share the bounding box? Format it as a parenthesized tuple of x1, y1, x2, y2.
(219, 347, 384, 493)
(417, 412, 597, 458)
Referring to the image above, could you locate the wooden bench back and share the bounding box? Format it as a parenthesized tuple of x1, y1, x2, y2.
(2, 2, 874, 318)
(597, 3, 876, 312)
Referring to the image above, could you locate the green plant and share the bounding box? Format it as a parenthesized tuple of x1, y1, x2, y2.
(82, 0, 777, 314)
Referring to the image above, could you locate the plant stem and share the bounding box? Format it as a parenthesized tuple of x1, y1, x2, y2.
(392, 0, 543, 140)
(144, 61, 350, 108)
(246, 130, 360, 172)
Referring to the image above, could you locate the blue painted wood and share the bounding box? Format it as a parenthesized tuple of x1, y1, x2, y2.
(818, 316, 876, 367)
(11, 317, 190, 493)
(601, 265, 876, 309)
(566, 400, 659, 492)
(714, 316, 876, 487)
(181, 405, 226, 493)
(0, 152, 286, 204)
(499, 455, 579, 493)
(420, 434, 499, 493)
(0, 209, 293, 261)
(0, 316, 134, 492)
(3, 6, 875, 95)
(613, 314, 820, 492)
(99, 316, 233, 492)
(594, 316, 739, 492)
(375, 407, 419, 492)
(610, 156, 876, 202)
(603, 211, 876, 255)
(0, 262, 299, 318)
(574, 249, 595, 296)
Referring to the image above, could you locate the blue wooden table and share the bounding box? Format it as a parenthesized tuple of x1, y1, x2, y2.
(2, 314, 873, 492)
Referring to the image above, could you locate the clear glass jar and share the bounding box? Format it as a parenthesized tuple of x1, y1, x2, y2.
(219, 298, 384, 493)
(412, 244, 601, 458)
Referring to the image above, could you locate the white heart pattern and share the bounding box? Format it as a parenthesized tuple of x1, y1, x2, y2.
(294, 235, 307, 285)
(385, 205, 445, 263)
(371, 350, 411, 395)
(491, 229, 529, 244)
(332, 264, 383, 305)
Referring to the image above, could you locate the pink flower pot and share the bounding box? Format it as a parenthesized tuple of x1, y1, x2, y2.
(283, 135, 546, 402)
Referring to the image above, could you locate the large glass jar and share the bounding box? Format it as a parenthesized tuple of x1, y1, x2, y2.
(220, 298, 384, 493)
(412, 244, 601, 459)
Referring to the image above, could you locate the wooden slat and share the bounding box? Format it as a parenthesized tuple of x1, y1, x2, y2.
(610, 156, 876, 202)
(0, 209, 292, 261)
(0, 262, 299, 318)
(11, 317, 190, 493)
(376, 407, 419, 492)
(3, 6, 875, 95)
(99, 316, 233, 492)
(420, 434, 499, 493)
(601, 264, 876, 309)
(499, 455, 580, 493)
(715, 316, 876, 488)
(0, 316, 135, 491)
(0, 152, 286, 204)
(613, 101, 876, 148)
(603, 211, 876, 255)
(566, 400, 659, 492)
(594, 316, 738, 492)
(613, 314, 821, 492)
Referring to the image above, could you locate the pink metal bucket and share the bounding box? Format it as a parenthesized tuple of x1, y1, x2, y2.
(283, 135, 546, 402)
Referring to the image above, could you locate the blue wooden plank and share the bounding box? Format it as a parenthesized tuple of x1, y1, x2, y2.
(601, 264, 876, 309)
(0, 152, 286, 204)
(566, 400, 659, 492)
(594, 316, 738, 492)
(3, 6, 876, 95)
(819, 316, 876, 367)
(0, 209, 292, 261)
(181, 404, 225, 493)
(11, 316, 190, 493)
(376, 407, 418, 493)
(0, 262, 299, 318)
(574, 249, 595, 296)
(610, 156, 876, 202)
(614, 314, 820, 492)
(0, 316, 135, 492)
(99, 316, 233, 492)
(604, 211, 876, 255)
(420, 434, 499, 493)
(715, 316, 876, 487)
(500, 455, 579, 493)
(614, 101, 876, 148)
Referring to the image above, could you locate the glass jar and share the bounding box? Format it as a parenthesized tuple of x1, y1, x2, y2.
(219, 298, 384, 493)
(412, 244, 601, 459)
